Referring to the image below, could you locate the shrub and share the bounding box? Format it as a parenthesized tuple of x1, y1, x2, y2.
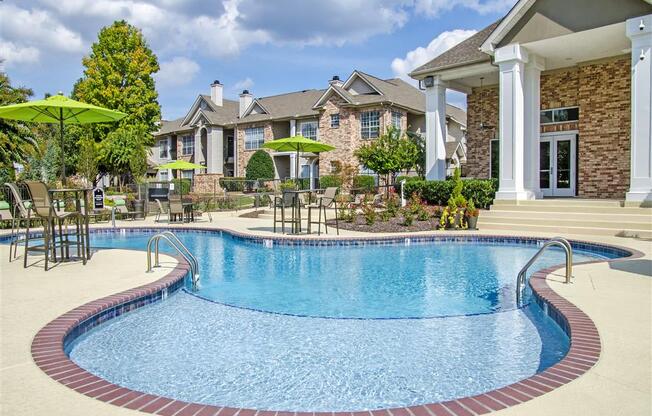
(319, 175, 343, 189)
(361, 197, 376, 225)
(379, 210, 392, 222)
(385, 193, 400, 217)
(353, 175, 375, 192)
(448, 168, 467, 209)
(401, 208, 414, 226)
(171, 178, 191, 195)
(219, 177, 246, 192)
(402, 177, 497, 208)
(245, 150, 274, 181)
(280, 180, 297, 191)
(461, 178, 498, 209)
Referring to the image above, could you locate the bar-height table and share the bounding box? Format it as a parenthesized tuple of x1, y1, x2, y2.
(49, 188, 92, 261)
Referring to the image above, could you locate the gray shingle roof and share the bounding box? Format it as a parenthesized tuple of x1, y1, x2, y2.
(410, 20, 500, 76)
(156, 117, 188, 135)
(239, 89, 325, 122)
(199, 96, 240, 125)
(446, 104, 467, 126)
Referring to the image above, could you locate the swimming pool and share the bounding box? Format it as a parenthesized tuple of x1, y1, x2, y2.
(23, 229, 629, 412)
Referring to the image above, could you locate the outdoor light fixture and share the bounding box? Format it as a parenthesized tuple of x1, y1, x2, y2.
(423, 76, 435, 88)
(640, 19, 645, 31)
(640, 49, 646, 61)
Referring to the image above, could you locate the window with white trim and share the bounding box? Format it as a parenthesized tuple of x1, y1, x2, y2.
(181, 170, 194, 180)
(159, 138, 169, 159)
(300, 121, 318, 141)
(360, 111, 380, 139)
(245, 127, 265, 150)
(181, 135, 194, 155)
(330, 114, 340, 128)
(159, 170, 169, 182)
(540, 107, 579, 124)
(391, 110, 402, 129)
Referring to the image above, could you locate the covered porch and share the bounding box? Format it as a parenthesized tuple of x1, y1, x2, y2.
(414, 3, 652, 206)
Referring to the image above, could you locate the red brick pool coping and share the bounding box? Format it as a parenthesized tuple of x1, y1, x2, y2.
(30, 230, 645, 416)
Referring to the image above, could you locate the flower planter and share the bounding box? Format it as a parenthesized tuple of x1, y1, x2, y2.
(467, 215, 478, 230)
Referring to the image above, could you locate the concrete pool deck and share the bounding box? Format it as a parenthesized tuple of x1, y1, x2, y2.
(1, 211, 650, 415)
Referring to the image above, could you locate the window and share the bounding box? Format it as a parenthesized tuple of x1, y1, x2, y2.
(300, 121, 318, 141)
(245, 127, 264, 150)
(330, 114, 340, 128)
(391, 110, 402, 129)
(182, 135, 194, 155)
(159, 170, 169, 182)
(360, 111, 380, 139)
(159, 138, 169, 159)
(540, 107, 579, 124)
(181, 170, 194, 180)
(490, 139, 499, 180)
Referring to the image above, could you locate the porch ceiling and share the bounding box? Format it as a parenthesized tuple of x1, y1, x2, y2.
(523, 21, 629, 70)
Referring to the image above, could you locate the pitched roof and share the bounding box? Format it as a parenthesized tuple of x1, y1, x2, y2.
(198, 96, 240, 125)
(446, 104, 467, 127)
(410, 20, 501, 76)
(156, 117, 187, 135)
(445, 141, 465, 159)
(239, 89, 325, 122)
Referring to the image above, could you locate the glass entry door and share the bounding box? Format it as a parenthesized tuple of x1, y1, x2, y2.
(539, 134, 576, 197)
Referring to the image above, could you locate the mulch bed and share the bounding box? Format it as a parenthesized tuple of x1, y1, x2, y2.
(328, 215, 442, 233)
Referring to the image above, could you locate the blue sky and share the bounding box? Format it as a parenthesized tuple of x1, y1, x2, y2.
(0, 0, 514, 120)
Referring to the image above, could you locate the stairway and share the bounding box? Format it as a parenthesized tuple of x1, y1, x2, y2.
(479, 199, 652, 238)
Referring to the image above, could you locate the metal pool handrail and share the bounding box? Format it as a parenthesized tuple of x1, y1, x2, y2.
(146, 231, 199, 291)
(516, 237, 573, 306)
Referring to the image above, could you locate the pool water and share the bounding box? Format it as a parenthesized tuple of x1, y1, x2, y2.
(60, 230, 614, 411)
(90, 230, 604, 319)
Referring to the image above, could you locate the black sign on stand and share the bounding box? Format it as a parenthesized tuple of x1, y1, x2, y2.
(93, 188, 105, 210)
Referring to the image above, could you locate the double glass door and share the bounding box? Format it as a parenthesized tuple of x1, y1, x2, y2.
(540, 134, 576, 197)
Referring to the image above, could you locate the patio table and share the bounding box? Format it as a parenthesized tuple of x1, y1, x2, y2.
(49, 187, 92, 260)
(281, 189, 323, 234)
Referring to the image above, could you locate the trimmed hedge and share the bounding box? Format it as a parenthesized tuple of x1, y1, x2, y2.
(353, 175, 375, 192)
(219, 177, 246, 192)
(403, 178, 497, 208)
(319, 175, 343, 189)
(245, 150, 275, 181)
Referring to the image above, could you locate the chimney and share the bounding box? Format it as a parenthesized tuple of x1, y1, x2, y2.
(239, 89, 253, 118)
(329, 75, 343, 87)
(210, 80, 223, 106)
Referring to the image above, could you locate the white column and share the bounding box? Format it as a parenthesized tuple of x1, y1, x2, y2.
(524, 54, 545, 198)
(194, 129, 203, 174)
(424, 76, 447, 180)
(626, 15, 652, 205)
(207, 127, 224, 174)
(494, 44, 536, 201)
(290, 119, 297, 137)
(289, 154, 296, 179)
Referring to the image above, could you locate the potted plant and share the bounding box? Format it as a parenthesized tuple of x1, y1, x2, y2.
(465, 199, 479, 230)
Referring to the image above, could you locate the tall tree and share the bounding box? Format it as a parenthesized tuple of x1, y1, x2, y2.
(73, 20, 160, 179)
(0, 71, 36, 177)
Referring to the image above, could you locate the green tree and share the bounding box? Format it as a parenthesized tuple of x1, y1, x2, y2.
(73, 20, 160, 178)
(0, 71, 36, 178)
(245, 150, 275, 181)
(354, 126, 419, 185)
(406, 130, 425, 178)
(77, 136, 99, 186)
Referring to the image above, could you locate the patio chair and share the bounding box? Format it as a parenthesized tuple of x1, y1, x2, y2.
(307, 187, 339, 235)
(168, 196, 184, 223)
(23, 181, 86, 270)
(113, 198, 138, 220)
(273, 192, 297, 233)
(4, 182, 32, 261)
(154, 198, 168, 222)
(192, 199, 213, 223)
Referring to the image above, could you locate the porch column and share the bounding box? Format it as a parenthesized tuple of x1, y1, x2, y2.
(207, 127, 224, 174)
(289, 153, 296, 179)
(524, 54, 545, 198)
(424, 76, 447, 180)
(626, 14, 652, 205)
(194, 129, 204, 174)
(494, 44, 536, 201)
(290, 119, 297, 137)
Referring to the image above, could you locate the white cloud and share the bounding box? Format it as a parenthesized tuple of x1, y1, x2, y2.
(233, 77, 254, 91)
(0, 3, 84, 54)
(155, 57, 200, 87)
(0, 40, 40, 67)
(415, 0, 513, 17)
(391, 29, 477, 82)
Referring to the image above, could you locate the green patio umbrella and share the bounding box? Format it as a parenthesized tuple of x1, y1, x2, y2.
(0, 93, 127, 183)
(155, 160, 205, 198)
(262, 136, 335, 182)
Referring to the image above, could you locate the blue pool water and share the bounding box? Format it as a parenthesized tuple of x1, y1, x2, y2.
(60, 231, 617, 410)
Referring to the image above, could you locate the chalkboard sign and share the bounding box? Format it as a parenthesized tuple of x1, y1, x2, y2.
(93, 188, 105, 210)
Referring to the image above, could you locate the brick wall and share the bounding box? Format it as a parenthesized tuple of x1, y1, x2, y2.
(577, 57, 630, 199)
(464, 56, 630, 199)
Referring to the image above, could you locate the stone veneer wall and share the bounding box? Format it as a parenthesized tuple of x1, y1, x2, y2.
(235, 122, 274, 177)
(464, 55, 631, 199)
(193, 173, 223, 194)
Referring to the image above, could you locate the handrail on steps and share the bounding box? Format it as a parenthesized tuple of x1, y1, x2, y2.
(146, 231, 200, 291)
(516, 237, 573, 306)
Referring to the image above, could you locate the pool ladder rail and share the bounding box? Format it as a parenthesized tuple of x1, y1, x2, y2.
(146, 231, 200, 291)
(516, 237, 573, 306)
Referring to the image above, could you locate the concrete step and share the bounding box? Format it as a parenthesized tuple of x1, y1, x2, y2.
(477, 220, 652, 239)
(479, 214, 652, 231)
(489, 204, 652, 215)
(492, 198, 625, 207)
(482, 209, 652, 223)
